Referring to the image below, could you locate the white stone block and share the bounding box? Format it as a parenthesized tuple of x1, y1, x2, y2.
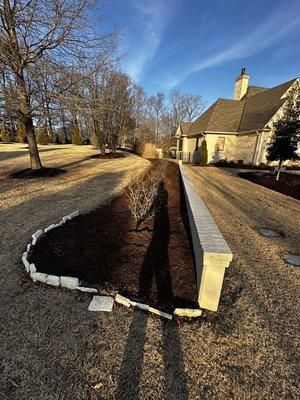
(148, 307, 173, 320)
(174, 308, 202, 318)
(44, 224, 56, 233)
(32, 229, 43, 242)
(62, 216, 69, 223)
(22, 253, 30, 273)
(115, 294, 131, 307)
(76, 286, 98, 293)
(47, 275, 60, 287)
(27, 244, 31, 252)
(88, 296, 114, 312)
(29, 263, 36, 274)
(31, 272, 48, 283)
(130, 300, 149, 311)
(67, 211, 79, 220)
(60, 276, 79, 289)
(55, 220, 64, 227)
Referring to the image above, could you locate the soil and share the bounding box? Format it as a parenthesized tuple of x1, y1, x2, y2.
(238, 171, 300, 200)
(9, 167, 66, 179)
(29, 161, 198, 312)
(90, 152, 126, 159)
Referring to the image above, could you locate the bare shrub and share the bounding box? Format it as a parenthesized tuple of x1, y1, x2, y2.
(125, 161, 167, 227)
(142, 143, 159, 159)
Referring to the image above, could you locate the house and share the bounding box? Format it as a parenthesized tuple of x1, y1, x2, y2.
(175, 69, 299, 165)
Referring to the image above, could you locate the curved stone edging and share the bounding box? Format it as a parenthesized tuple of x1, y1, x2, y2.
(20, 210, 95, 291)
(21, 210, 202, 320)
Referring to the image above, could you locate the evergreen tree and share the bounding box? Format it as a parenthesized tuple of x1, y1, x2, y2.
(267, 88, 300, 180)
(0, 127, 10, 143)
(16, 123, 27, 143)
(71, 122, 83, 145)
(199, 139, 208, 166)
(54, 134, 62, 144)
(36, 126, 52, 145)
(58, 130, 68, 144)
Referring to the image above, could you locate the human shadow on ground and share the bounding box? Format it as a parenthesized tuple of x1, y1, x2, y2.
(115, 182, 188, 400)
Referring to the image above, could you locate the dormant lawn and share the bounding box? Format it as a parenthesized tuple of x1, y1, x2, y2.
(0, 144, 299, 399)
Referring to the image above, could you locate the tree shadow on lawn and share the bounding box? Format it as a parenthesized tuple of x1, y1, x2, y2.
(115, 183, 189, 400)
(0, 146, 67, 162)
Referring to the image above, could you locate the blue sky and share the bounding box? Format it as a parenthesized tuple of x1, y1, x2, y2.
(100, 0, 300, 106)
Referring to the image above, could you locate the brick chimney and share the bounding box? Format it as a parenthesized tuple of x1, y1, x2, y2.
(234, 68, 249, 100)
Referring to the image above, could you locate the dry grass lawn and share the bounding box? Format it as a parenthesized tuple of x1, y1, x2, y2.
(0, 145, 299, 399)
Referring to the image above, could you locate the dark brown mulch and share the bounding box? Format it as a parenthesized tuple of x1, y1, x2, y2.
(90, 153, 126, 159)
(29, 161, 198, 312)
(239, 171, 300, 200)
(9, 167, 66, 179)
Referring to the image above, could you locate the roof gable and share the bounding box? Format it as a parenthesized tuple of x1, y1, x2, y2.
(238, 79, 298, 132)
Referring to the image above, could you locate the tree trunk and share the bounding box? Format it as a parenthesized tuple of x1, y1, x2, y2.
(45, 100, 54, 138)
(276, 159, 282, 181)
(16, 74, 42, 169)
(25, 116, 43, 169)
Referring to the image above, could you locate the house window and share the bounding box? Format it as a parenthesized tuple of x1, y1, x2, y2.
(217, 137, 226, 151)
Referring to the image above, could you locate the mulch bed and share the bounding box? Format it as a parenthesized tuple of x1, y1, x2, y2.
(29, 161, 198, 312)
(9, 167, 66, 179)
(239, 171, 300, 200)
(90, 153, 126, 159)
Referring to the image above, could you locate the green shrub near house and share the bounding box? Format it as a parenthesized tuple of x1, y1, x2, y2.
(199, 139, 208, 166)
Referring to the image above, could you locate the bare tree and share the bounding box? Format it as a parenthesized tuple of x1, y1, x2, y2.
(170, 90, 205, 126)
(0, 0, 119, 169)
(148, 92, 165, 141)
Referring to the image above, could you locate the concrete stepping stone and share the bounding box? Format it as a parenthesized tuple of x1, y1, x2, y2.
(283, 254, 300, 267)
(258, 228, 282, 238)
(88, 296, 114, 312)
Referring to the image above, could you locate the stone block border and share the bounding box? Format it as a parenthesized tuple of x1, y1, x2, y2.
(21, 210, 99, 294)
(21, 209, 202, 320)
(179, 164, 233, 311)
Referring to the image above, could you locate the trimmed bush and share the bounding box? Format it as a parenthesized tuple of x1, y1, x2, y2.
(72, 122, 83, 145)
(142, 143, 158, 159)
(199, 139, 208, 166)
(36, 126, 52, 144)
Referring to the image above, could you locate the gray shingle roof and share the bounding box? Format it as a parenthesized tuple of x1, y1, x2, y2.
(179, 122, 192, 135)
(185, 78, 298, 136)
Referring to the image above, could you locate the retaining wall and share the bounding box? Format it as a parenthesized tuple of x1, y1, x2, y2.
(179, 164, 233, 311)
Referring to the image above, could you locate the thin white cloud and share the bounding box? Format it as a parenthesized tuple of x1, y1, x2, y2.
(123, 0, 176, 82)
(166, 1, 300, 88)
